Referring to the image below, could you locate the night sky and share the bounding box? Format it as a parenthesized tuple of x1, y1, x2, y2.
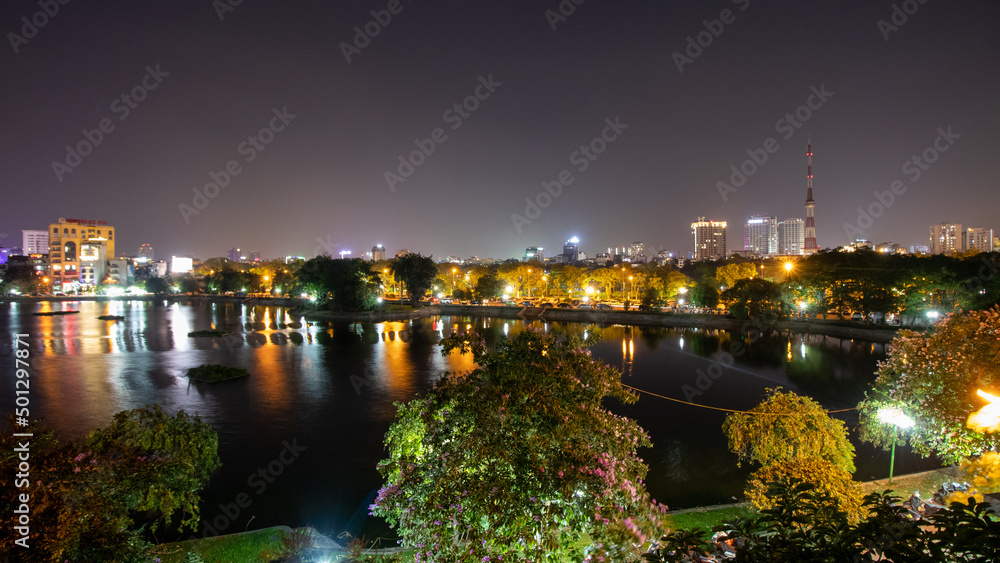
(2, 1, 998, 261)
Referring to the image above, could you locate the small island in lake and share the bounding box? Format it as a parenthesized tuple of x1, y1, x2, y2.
(188, 329, 230, 337)
(98, 315, 126, 321)
(34, 310, 80, 316)
(186, 364, 249, 382)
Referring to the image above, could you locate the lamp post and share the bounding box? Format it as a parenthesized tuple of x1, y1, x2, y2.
(452, 267, 457, 295)
(877, 407, 914, 484)
(527, 269, 532, 298)
(628, 275, 633, 301)
(543, 275, 548, 297)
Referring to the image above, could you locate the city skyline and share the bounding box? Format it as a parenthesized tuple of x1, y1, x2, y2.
(2, 1, 998, 260)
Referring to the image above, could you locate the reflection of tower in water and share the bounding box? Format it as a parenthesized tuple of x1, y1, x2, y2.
(621, 326, 634, 377)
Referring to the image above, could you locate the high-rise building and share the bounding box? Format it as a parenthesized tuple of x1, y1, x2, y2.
(138, 243, 154, 261)
(371, 244, 386, 261)
(628, 241, 646, 263)
(691, 217, 727, 261)
(777, 219, 805, 255)
(803, 140, 819, 254)
(524, 246, 543, 262)
(563, 237, 580, 263)
(22, 230, 49, 255)
(47, 219, 116, 291)
(227, 247, 242, 262)
(744, 216, 778, 255)
(930, 223, 963, 254)
(965, 228, 995, 253)
(249, 251, 262, 262)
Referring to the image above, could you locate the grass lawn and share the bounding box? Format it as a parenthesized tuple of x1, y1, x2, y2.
(150, 527, 412, 563)
(150, 528, 289, 563)
(663, 505, 756, 532)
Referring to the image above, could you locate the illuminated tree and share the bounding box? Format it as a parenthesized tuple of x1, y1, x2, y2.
(724, 389, 856, 472)
(716, 262, 758, 288)
(0, 406, 220, 562)
(390, 252, 437, 306)
(371, 330, 666, 562)
(858, 307, 1000, 464)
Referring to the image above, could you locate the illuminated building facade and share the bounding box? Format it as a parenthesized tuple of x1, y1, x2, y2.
(47, 218, 116, 291)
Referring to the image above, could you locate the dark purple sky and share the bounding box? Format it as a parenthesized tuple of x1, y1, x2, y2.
(2, 1, 998, 261)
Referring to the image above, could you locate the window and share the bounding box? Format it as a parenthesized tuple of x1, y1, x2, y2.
(108, 230, 113, 239)
(64, 241, 76, 262)
(71, 228, 76, 236)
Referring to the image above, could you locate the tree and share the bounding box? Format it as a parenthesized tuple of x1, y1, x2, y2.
(371, 330, 666, 562)
(144, 276, 170, 295)
(474, 271, 504, 300)
(716, 262, 758, 288)
(722, 277, 788, 321)
(724, 389, 856, 473)
(390, 253, 437, 306)
(858, 307, 1000, 464)
(689, 283, 719, 309)
(293, 256, 382, 310)
(0, 406, 220, 562)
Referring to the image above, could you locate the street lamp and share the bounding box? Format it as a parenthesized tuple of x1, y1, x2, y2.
(877, 407, 915, 485)
(628, 275, 633, 301)
(543, 275, 548, 297)
(452, 267, 457, 295)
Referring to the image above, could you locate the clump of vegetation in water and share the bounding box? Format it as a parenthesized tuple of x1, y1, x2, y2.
(187, 329, 229, 337)
(186, 364, 249, 382)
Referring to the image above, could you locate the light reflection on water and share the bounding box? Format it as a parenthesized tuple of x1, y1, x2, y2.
(0, 300, 917, 540)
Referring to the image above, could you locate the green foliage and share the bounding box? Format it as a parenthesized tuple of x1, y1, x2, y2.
(390, 253, 438, 306)
(723, 388, 856, 473)
(649, 482, 1000, 562)
(371, 329, 667, 561)
(858, 307, 1000, 464)
(721, 277, 788, 321)
(474, 271, 504, 300)
(144, 276, 170, 295)
(746, 457, 865, 523)
(716, 262, 758, 288)
(689, 283, 719, 309)
(0, 407, 220, 562)
(1, 263, 40, 294)
(295, 256, 382, 311)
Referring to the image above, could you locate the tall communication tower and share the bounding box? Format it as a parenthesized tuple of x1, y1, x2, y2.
(803, 139, 818, 254)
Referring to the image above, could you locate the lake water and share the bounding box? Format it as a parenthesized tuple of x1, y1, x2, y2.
(0, 300, 935, 543)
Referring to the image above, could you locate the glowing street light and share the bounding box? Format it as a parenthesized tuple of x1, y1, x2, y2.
(877, 407, 915, 484)
(968, 389, 1000, 433)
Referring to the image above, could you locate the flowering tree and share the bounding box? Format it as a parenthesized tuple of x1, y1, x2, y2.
(0, 406, 220, 562)
(858, 307, 1000, 464)
(371, 329, 667, 562)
